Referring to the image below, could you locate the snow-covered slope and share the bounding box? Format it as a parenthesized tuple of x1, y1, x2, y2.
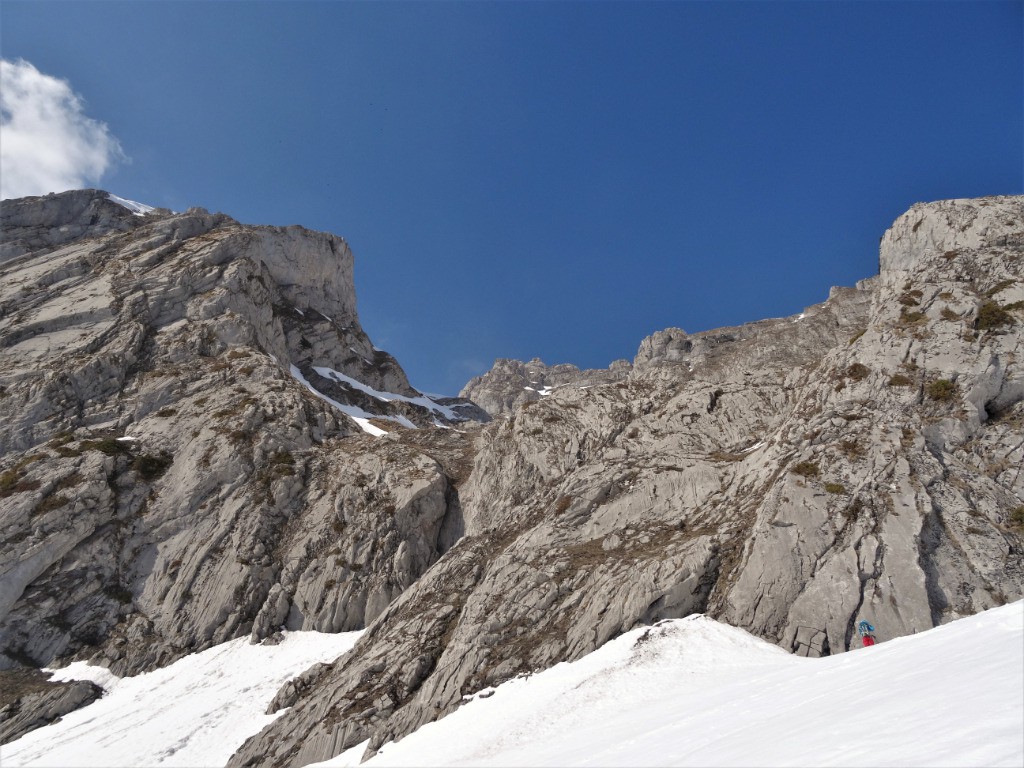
(2, 631, 361, 768)
(2, 606, 1020, 767)
(327, 602, 1024, 768)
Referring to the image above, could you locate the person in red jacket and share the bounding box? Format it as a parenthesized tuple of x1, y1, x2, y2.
(858, 619, 877, 647)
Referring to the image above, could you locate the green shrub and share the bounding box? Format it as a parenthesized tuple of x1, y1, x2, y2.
(984, 279, 1015, 298)
(103, 584, 134, 604)
(843, 497, 864, 520)
(47, 432, 74, 448)
(976, 300, 1013, 331)
(791, 461, 820, 479)
(926, 379, 958, 402)
(846, 363, 870, 381)
(898, 290, 923, 306)
(888, 373, 913, 387)
(34, 494, 70, 515)
(81, 438, 130, 456)
(0, 469, 40, 498)
(899, 309, 926, 325)
(824, 482, 847, 495)
(266, 451, 295, 477)
(839, 439, 864, 458)
(56, 472, 83, 490)
(0, 470, 18, 494)
(1010, 506, 1024, 529)
(132, 452, 173, 481)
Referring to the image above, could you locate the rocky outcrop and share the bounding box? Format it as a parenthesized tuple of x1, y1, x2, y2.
(0, 189, 161, 262)
(879, 196, 1024, 272)
(0, 668, 102, 744)
(460, 356, 631, 418)
(229, 195, 1024, 767)
(0, 190, 484, 680)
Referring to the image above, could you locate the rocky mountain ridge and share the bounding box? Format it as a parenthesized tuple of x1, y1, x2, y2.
(1, 191, 1023, 766)
(460, 356, 632, 418)
(0, 190, 484, 677)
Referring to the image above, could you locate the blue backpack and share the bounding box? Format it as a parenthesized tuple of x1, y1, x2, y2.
(858, 620, 875, 636)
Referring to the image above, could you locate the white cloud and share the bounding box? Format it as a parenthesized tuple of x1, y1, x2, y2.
(0, 58, 124, 200)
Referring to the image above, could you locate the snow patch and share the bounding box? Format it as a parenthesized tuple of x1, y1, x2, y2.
(313, 366, 460, 420)
(47, 661, 120, 691)
(290, 364, 388, 436)
(107, 194, 155, 216)
(5, 630, 362, 768)
(524, 385, 554, 396)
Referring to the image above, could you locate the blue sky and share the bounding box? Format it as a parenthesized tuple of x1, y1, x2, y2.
(2, 1, 1021, 395)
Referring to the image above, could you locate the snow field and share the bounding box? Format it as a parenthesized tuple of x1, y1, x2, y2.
(321, 602, 1024, 768)
(2, 630, 362, 768)
(4, 605, 1021, 768)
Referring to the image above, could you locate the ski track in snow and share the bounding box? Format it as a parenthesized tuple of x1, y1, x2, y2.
(316, 601, 1024, 768)
(3, 631, 361, 768)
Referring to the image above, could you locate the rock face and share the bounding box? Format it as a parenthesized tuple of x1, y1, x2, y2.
(0, 668, 102, 744)
(227, 195, 1024, 767)
(0, 189, 160, 262)
(460, 356, 631, 417)
(3, 191, 1023, 764)
(0, 190, 483, 687)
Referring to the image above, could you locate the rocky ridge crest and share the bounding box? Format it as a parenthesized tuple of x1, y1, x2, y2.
(460, 356, 631, 417)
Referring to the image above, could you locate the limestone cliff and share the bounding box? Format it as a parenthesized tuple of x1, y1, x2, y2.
(1, 191, 1022, 763)
(229, 195, 1024, 767)
(0, 190, 482, 686)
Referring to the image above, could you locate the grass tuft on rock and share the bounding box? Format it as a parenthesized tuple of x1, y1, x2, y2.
(926, 379, 958, 402)
(791, 460, 820, 479)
